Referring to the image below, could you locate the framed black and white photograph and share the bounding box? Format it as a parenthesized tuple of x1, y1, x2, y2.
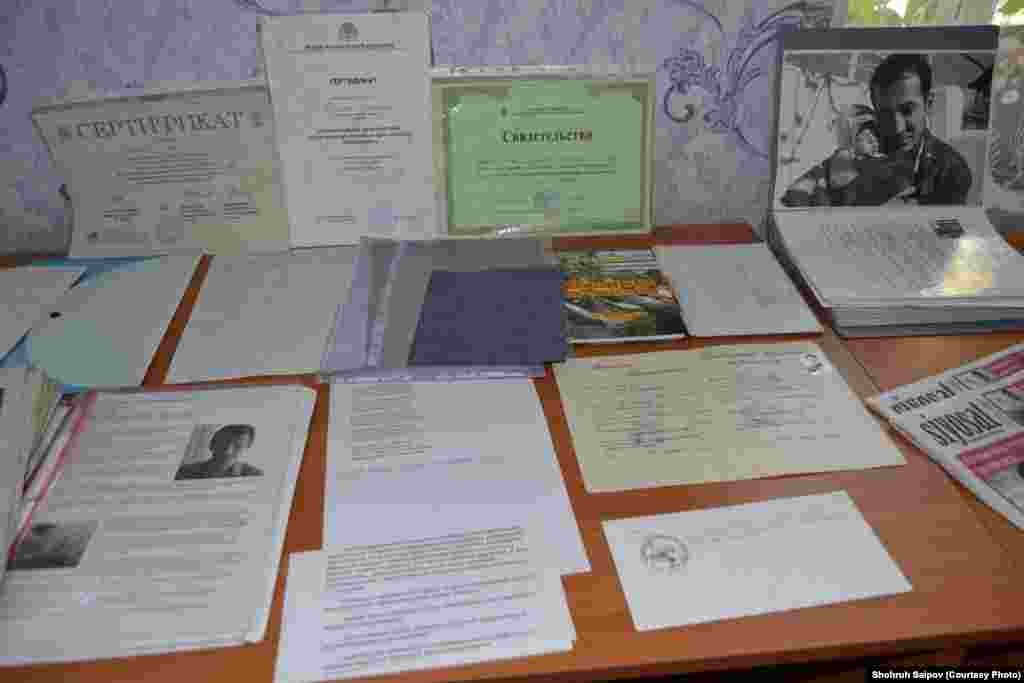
(774, 28, 996, 210)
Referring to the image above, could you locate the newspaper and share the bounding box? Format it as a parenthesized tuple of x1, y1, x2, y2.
(867, 343, 1024, 529)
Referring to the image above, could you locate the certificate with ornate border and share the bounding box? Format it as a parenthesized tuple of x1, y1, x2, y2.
(433, 68, 654, 237)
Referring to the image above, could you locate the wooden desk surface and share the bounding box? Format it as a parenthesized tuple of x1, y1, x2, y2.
(8, 225, 1024, 683)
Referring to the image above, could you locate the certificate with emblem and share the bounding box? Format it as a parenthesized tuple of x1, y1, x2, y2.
(433, 70, 654, 237)
(33, 81, 290, 257)
(260, 12, 436, 247)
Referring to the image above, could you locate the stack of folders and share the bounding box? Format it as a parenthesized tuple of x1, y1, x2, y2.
(0, 383, 316, 665)
(769, 208, 1024, 337)
(321, 237, 569, 382)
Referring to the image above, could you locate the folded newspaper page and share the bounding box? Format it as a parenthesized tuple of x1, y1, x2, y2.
(0, 383, 316, 665)
(867, 343, 1024, 529)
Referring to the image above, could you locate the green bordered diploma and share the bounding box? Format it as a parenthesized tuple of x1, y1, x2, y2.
(433, 73, 654, 237)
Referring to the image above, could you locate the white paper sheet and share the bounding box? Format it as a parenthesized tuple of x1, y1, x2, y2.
(326, 380, 589, 576)
(167, 246, 357, 383)
(260, 12, 436, 247)
(603, 491, 912, 631)
(656, 244, 821, 337)
(26, 254, 199, 389)
(0, 267, 84, 359)
(275, 527, 574, 683)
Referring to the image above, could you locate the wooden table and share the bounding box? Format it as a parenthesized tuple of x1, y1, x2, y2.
(8, 225, 1024, 682)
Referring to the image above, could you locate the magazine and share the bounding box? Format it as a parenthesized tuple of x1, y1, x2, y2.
(557, 249, 686, 344)
(867, 343, 1024, 530)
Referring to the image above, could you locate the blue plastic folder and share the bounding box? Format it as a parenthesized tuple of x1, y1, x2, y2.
(0, 258, 150, 392)
(408, 267, 569, 366)
(4, 255, 198, 392)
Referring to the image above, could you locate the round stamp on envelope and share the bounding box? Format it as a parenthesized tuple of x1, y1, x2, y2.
(640, 534, 689, 575)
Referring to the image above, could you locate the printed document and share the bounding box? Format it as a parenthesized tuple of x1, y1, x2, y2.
(0, 384, 315, 664)
(34, 81, 290, 256)
(554, 342, 904, 492)
(275, 527, 574, 682)
(603, 491, 911, 630)
(260, 12, 436, 246)
(655, 244, 821, 337)
(167, 246, 357, 383)
(0, 267, 84, 359)
(327, 380, 589, 575)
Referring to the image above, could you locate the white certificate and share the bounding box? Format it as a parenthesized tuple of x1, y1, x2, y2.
(260, 12, 436, 247)
(34, 81, 290, 257)
(603, 491, 912, 630)
(554, 342, 904, 492)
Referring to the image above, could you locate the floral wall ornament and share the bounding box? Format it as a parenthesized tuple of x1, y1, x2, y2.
(660, 0, 834, 159)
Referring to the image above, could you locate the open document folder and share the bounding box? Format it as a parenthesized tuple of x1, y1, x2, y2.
(0, 384, 315, 665)
(322, 237, 567, 382)
(767, 26, 1024, 335)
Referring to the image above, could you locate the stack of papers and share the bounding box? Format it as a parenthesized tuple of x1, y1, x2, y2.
(322, 238, 568, 382)
(771, 208, 1024, 336)
(167, 247, 357, 383)
(274, 379, 585, 681)
(0, 384, 316, 665)
(655, 244, 820, 337)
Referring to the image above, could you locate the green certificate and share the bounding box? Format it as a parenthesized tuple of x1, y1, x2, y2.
(436, 77, 653, 236)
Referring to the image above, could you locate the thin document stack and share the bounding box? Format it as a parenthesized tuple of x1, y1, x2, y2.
(0, 368, 61, 586)
(274, 379, 584, 681)
(868, 343, 1024, 531)
(770, 207, 1024, 335)
(0, 383, 316, 665)
(321, 237, 569, 382)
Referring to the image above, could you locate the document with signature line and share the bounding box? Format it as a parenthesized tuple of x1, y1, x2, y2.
(554, 342, 904, 492)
